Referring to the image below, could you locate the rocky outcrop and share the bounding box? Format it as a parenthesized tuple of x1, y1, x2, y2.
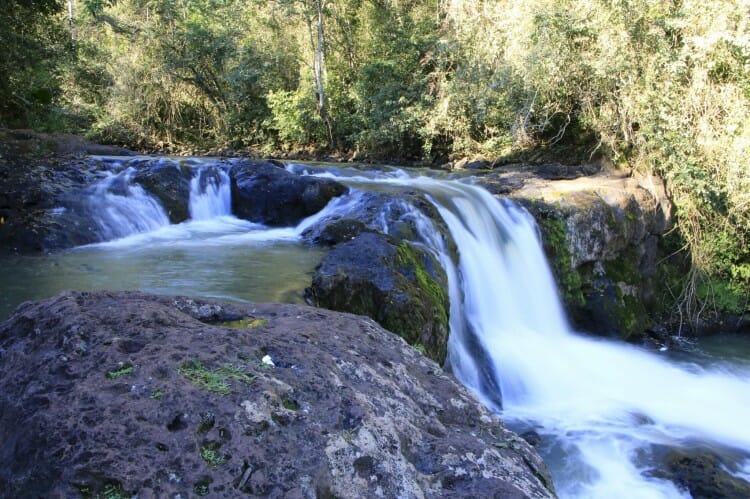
(307, 232, 450, 364)
(0, 291, 555, 498)
(658, 450, 750, 498)
(0, 158, 111, 252)
(230, 160, 347, 226)
(132, 160, 193, 223)
(477, 165, 672, 339)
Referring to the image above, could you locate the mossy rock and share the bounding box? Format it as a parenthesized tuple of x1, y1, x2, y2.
(523, 198, 655, 339)
(307, 232, 450, 363)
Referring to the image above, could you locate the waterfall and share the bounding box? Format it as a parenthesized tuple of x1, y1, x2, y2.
(309, 167, 750, 497)
(87, 167, 170, 240)
(189, 166, 232, 220)
(414, 179, 750, 499)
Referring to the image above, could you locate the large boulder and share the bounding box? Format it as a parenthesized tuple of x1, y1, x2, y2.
(230, 160, 347, 226)
(0, 158, 111, 252)
(510, 173, 671, 339)
(477, 166, 672, 340)
(658, 450, 750, 498)
(307, 232, 450, 364)
(0, 291, 554, 498)
(132, 159, 193, 223)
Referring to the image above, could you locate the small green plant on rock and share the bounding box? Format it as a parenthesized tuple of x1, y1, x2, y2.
(106, 364, 134, 380)
(221, 317, 269, 329)
(178, 360, 255, 395)
(200, 445, 228, 469)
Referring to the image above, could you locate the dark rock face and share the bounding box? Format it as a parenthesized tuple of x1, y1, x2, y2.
(0, 159, 111, 252)
(480, 171, 672, 340)
(307, 232, 451, 364)
(0, 291, 554, 498)
(133, 161, 193, 223)
(230, 160, 347, 226)
(659, 450, 750, 498)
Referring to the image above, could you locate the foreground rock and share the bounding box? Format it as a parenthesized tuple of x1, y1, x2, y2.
(0, 291, 554, 498)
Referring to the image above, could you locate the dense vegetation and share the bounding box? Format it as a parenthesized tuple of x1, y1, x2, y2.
(2, 0, 749, 324)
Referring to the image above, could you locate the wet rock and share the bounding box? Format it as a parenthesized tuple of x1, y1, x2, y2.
(302, 189, 452, 248)
(230, 160, 347, 226)
(307, 232, 450, 364)
(133, 161, 193, 223)
(492, 172, 672, 340)
(659, 450, 750, 498)
(0, 158, 111, 252)
(0, 291, 554, 498)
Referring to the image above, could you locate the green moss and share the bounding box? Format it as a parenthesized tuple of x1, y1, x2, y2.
(178, 360, 255, 395)
(537, 214, 585, 307)
(150, 389, 164, 399)
(220, 317, 269, 329)
(106, 364, 134, 380)
(200, 445, 228, 469)
(394, 241, 449, 360)
(614, 294, 650, 339)
(604, 254, 640, 285)
(395, 241, 448, 326)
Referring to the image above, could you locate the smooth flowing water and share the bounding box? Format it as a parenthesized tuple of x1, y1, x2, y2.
(0, 160, 331, 319)
(2, 158, 750, 498)
(292, 165, 750, 499)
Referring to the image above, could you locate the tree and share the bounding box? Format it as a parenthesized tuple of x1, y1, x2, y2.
(0, 0, 68, 128)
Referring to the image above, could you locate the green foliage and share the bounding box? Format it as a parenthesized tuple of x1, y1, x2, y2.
(178, 360, 255, 395)
(267, 88, 327, 148)
(105, 364, 133, 379)
(0, 0, 69, 129)
(199, 445, 228, 469)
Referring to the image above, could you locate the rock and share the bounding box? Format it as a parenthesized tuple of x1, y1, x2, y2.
(490, 172, 672, 340)
(0, 158, 111, 252)
(307, 232, 450, 364)
(453, 157, 491, 170)
(302, 189, 451, 248)
(0, 291, 554, 498)
(133, 160, 193, 223)
(230, 160, 347, 226)
(658, 450, 750, 498)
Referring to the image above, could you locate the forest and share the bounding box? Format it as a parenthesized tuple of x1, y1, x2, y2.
(2, 0, 750, 319)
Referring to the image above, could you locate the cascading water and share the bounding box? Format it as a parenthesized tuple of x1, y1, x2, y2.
(409, 179, 750, 499)
(189, 166, 232, 220)
(87, 167, 170, 240)
(302, 167, 750, 498)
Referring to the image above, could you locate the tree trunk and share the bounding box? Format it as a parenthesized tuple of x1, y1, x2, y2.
(68, 0, 75, 40)
(312, 0, 334, 146)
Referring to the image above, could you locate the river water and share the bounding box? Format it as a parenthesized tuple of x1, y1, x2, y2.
(2, 157, 749, 498)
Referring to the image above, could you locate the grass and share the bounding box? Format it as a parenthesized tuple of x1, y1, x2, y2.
(178, 360, 255, 395)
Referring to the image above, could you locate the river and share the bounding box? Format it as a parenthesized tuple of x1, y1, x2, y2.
(2, 157, 749, 498)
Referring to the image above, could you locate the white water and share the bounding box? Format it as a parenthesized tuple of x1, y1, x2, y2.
(61, 160, 750, 496)
(303, 167, 750, 498)
(88, 167, 170, 240)
(418, 179, 750, 498)
(189, 167, 232, 220)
